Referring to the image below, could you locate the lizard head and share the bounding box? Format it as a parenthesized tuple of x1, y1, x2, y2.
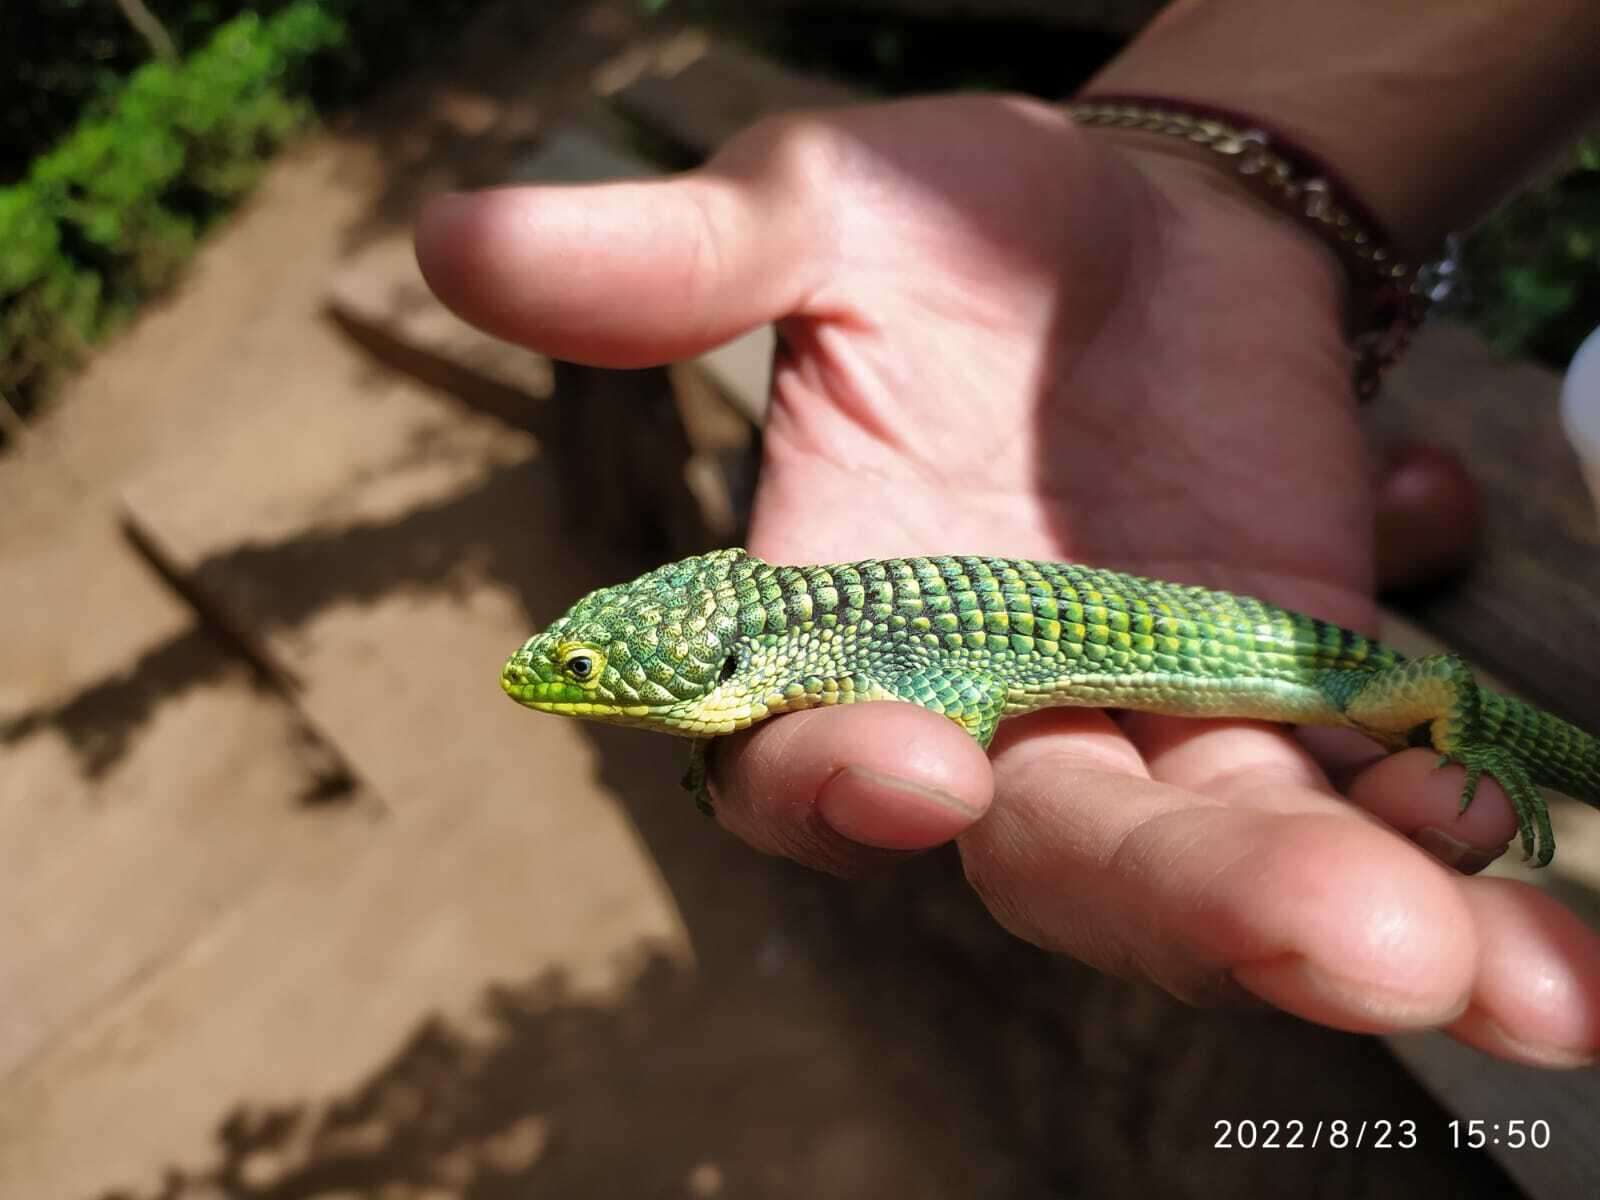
(500, 548, 754, 735)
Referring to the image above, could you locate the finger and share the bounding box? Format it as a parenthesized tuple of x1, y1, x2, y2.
(1123, 712, 1344, 812)
(1135, 712, 1518, 874)
(414, 127, 827, 366)
(1345, 749, 1518, 874)
(707, 702, 992, 877)
(1295, 724, 1388, 787)
(1374, 443, 1482, 592)
(1445, 876, 1600, 1067)
(968, 710, 1475, 1030)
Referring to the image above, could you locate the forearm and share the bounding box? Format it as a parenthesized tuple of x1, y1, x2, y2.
(1086, 0, 1600, 257)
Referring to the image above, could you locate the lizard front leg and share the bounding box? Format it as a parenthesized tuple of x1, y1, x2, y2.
(681, 738, 715, 816)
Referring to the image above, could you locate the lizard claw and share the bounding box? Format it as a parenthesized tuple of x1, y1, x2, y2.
(1440, 745, 1550, 866)
(682, 740, 715, 817)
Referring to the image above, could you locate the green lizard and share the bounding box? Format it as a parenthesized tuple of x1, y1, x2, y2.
(501, 548, 1598, 866)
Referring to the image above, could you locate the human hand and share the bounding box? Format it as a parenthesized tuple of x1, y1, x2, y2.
(418, 95, 1600, 1066)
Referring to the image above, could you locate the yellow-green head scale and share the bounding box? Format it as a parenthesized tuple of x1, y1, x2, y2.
(502, 548, 760, 735)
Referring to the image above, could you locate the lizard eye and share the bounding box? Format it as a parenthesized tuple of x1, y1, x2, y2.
(560, 646, 605, 682)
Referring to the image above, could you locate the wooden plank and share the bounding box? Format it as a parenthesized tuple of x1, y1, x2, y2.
(326, 119, 769, 526)
(0, 539, 377, 1082)
(610, 31, 861, 154)
(1, 327, 693, 1200)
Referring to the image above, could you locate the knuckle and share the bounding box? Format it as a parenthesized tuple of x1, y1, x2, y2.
(714, 111, 846, 199)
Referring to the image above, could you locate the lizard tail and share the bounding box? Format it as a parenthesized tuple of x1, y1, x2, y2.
(1482, 690, 1600, 806)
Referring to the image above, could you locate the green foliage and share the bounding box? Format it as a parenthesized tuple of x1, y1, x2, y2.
(1458, 137, 1600, 368)
(0, 2, 341, 403)
(1, 0, 170, 183)
(0, 2, 297, 183)
(1, 1, 495, 184)
(1, 0, 502, 414)
(0, 185, 101, 397)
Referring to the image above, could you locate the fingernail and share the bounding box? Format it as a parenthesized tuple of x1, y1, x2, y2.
(815, 766, 981, 851)
(846, 767, 982, 816)
(1415, 827, 1505, 875)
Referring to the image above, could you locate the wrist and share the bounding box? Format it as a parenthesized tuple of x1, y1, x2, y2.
(1087, 0, 1600, 256)
(1074, 113, 1405, 399)
(1074, 123, 1348, 283)
(1080, 125, 1352, 390)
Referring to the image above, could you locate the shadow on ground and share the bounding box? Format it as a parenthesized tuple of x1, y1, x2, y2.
(90, 837, 1519, 1199)
(1, 626, 232, 779)
(94, 950, 1020, 1199)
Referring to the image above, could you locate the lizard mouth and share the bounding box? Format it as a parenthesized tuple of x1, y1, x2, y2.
(500, 657, 573, 708)
(500, 656, 660, 722)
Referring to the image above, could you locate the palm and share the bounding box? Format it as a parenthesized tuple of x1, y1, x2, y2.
(745, 98, 1392, 992)
(747, 98, 1369, 623)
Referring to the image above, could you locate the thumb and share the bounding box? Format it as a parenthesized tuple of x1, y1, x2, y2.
(415, 161, 822, 368)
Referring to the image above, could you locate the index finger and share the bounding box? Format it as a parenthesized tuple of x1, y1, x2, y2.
(961, 710, 1478, 1030)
